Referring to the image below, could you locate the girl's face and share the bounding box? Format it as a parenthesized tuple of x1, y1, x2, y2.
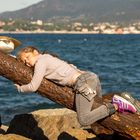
(20, 50, 39, 67)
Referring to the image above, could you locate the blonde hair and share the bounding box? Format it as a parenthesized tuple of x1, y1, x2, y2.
(17, 46, 59, 63)
(16, 46, 40, 62)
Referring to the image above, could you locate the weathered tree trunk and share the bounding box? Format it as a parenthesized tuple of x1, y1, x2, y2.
(0, 51, 140, 140)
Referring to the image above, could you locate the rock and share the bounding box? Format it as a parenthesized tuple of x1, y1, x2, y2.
(0, 125, 8, 134)
(0, 134, 31, 140)
(6, 108, 96, 140)
(61, 128, 97, 140)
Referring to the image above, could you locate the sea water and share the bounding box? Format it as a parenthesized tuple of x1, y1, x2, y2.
(0, 33, 140, 124)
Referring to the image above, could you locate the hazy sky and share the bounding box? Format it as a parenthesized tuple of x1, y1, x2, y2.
(0, 0, 42, 13)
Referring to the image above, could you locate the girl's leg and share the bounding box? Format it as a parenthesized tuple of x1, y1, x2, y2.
(76, 93, 110, 126)
(75, 72, 116, 126)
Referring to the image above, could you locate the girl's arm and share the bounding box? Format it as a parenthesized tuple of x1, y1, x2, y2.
(16, 58, 47, 93)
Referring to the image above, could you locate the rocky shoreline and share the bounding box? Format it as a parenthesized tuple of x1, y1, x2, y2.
(0, 108, 97, 140)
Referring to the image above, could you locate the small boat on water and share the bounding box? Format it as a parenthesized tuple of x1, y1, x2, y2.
(0, 36, 21, 53)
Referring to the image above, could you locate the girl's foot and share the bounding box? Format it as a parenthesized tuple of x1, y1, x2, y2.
(112, 94, 137, 113)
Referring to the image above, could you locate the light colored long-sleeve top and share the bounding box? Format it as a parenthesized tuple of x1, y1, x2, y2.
(17, 54, 81, 93)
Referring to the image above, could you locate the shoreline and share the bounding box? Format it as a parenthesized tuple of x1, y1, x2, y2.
(0, 31, 140, 34)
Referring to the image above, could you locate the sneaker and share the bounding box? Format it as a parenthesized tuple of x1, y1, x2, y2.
(120, 92, 140, 113)
(112, 94, 137, 113)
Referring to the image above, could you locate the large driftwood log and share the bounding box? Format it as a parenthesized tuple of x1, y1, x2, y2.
(0, 51, 140, 140)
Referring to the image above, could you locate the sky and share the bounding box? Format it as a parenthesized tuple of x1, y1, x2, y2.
(0, 0, 42, 13)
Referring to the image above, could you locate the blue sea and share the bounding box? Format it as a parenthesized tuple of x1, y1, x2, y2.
(0, 33, 140, 124)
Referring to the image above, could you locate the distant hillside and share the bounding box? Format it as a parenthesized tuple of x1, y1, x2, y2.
(0, 0, 140, 23)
